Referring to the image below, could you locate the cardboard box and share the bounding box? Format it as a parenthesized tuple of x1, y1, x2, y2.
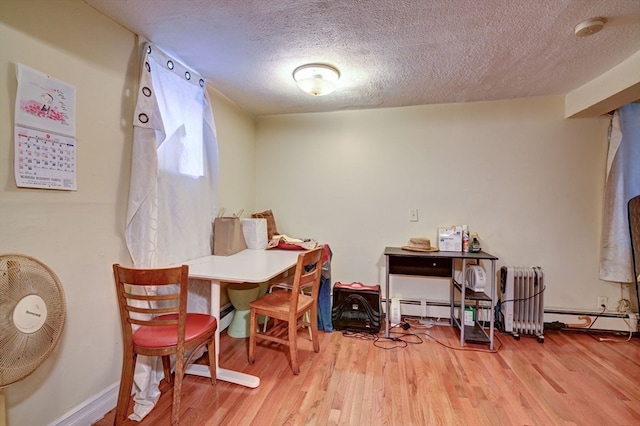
(438, 226, 463, 251)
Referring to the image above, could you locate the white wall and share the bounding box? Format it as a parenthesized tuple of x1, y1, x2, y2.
(0, 0, 632, 425)
(255, 97, 628, 315)
(210, 89, 257, 215)
(0, 1, 135, 425)
(0, 1, 256, 425)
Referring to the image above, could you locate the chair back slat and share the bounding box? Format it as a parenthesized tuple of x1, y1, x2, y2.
(113, 264, 190, 346)
(129, 317, 179, 327)
(127, 305, 179, 315)
(124, 291, 180, 302)
(289, 247, 324, 311)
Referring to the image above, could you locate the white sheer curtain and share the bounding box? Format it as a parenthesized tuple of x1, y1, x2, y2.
(124, 43, 219, 420)
(599, 103, 640, 284)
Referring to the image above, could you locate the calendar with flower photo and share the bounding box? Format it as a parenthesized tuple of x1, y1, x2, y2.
(14, 64, 77, 190)
(15, 63, 76, 137)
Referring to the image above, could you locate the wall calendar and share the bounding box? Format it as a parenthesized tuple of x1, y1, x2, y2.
(15, 126, 77, 190)
(14, 64, 77, 190)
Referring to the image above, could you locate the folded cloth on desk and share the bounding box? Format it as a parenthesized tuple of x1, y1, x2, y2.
(266, 234, 318, 250)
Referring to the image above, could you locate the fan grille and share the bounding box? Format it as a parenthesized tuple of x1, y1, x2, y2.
(0, 254, 66, 388)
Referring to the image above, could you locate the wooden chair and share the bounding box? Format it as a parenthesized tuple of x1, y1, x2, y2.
(248, 247, 323, 374)
(113, 264, 217, 425)
(262, 275, 314, 339)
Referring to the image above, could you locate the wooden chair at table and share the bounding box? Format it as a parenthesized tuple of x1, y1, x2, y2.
(112, 264, 217, 426)
(248, 247, 324, 374)
(262, 274, 314, 340)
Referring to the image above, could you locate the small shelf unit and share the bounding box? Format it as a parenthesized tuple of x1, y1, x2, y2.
(452, 281, 493, 345)
(384, 247, 498, 349)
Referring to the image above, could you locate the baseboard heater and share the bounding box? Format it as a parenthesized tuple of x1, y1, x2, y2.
(544, 308, 634, 318)
(381, 298, 451, 309)
(220, 302, 234, 331)
(382, 298, 452, 321)
(544, 309, 638, 334)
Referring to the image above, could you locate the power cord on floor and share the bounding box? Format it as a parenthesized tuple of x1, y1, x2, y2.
(423, 330, 504, 353)
(403, 317, 503, 353)
(586, 305, 606, 331)
(341, 316, 506, 353)
(340, 330, 378, 341)
(596, 327, 634, 343)
(585, 304, 635, 343)
(376, 322, 425, 349)
(341, 322, 425, 348)
(601, 296, 635, 342)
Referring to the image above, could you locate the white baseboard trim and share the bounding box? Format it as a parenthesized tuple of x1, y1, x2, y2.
(49, 382, 119, 426)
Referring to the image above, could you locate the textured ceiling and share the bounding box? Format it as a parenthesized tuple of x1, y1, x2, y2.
(84, 0, 640, 116)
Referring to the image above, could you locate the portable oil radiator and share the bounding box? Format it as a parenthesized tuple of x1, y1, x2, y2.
(499, 266, 545, 343)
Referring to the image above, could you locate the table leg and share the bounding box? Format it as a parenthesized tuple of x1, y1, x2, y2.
(489, 260, 496, 350)
(460, 259, 466, 347)
(184, 278, 260, 388)
(385, 255, 390, 338)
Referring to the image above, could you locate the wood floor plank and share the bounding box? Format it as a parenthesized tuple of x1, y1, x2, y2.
(94, 325, 640, 426)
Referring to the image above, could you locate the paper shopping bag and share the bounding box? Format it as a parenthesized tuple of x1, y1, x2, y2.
(213, 211, 247, 256)
(240, 218, 268, 249)
(251, 209, 278, 240)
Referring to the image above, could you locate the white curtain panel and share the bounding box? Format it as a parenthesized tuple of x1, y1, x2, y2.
(124, 43, 219, 420)
(600, 103, 640, 283)
(126, 44, 219, 267)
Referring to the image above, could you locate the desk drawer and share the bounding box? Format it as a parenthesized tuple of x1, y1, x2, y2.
(388, 256, 452, 277)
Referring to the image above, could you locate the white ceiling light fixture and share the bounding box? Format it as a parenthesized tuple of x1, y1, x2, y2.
(574, 17, 606, 37)
(293, 63, 340, 96)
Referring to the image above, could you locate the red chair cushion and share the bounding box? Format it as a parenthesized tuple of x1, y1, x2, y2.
(133, 313, 217, 347)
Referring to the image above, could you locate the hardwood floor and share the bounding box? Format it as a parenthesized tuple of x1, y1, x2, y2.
(94, 323, 640, 425)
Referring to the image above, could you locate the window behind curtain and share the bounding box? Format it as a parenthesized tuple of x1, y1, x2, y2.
(126, 43, 219, 269)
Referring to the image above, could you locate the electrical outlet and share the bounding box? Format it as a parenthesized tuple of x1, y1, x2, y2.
(597, 296, 608, 310)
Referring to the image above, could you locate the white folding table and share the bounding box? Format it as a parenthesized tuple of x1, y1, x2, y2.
(183, 249, 300, 388)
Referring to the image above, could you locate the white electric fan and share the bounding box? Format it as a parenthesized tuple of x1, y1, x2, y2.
(0, 254, 66, 425)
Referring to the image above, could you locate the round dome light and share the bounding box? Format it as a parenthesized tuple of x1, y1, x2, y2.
(293, 63, 340, 96)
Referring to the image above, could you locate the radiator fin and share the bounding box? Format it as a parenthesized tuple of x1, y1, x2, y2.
(500, 266, 544, 341)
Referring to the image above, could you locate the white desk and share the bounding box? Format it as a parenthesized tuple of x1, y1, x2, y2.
(183, 249, 301, 388)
